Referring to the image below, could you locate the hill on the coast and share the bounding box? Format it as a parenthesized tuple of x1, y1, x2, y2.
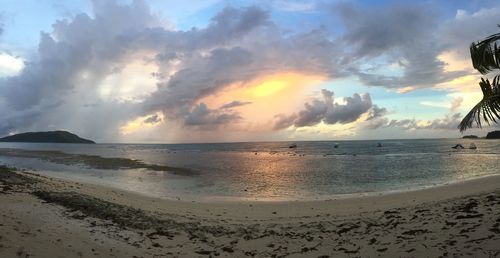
(0, 131, 95, 144)
(486, 131, 500, 139)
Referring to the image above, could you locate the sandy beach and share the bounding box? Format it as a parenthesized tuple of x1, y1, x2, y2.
(1, 165, 500, 257)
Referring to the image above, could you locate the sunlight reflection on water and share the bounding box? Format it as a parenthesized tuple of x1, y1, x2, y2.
(1, 139, 499, 201)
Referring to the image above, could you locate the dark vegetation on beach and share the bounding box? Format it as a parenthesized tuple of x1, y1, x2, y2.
(459, 27, 500, 132)
(2, 165, 500, 257)
(0, 149, 197, 176)
(486, 130, 500, 139)
(0, 166, 37, 193)
(0, 131, 95, 144)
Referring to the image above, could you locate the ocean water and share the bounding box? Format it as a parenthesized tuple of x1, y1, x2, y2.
(0, 139, 499, 201)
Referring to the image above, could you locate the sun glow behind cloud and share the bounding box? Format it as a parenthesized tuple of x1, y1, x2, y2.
(97, 57, 158, 103)
(250, 80, 288, 98)
(120, 112, 164, 135)
(0, 53, 24, 77)
(200, 72, 326, 130)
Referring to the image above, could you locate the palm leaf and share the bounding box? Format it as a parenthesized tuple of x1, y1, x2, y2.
(470, 30, 500, 74)
(459, 74, 500, 132)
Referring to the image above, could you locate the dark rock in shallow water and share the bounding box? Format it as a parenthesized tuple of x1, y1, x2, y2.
(462, 135, 478, 139)
(0, 130, 95, 144)
(486, 131, 500, 139)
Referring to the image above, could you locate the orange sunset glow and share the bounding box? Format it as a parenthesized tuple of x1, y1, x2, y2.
(200, 72, 325, 127)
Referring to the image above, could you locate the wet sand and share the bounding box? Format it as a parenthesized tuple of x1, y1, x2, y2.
(1, 166, 500, 257)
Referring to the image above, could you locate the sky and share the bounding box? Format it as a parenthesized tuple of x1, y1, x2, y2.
(0, 0, 500, 143)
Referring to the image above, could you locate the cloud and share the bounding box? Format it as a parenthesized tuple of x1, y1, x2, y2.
(363, 105, 389, 129)
(1, 0, 161, 110)
(219, 100, 252, 109)
(440, 8, 500, 59)
(0, 2, 275, 138)
(143, 113, 162, 124)
(386, 113, 462, 131)
(273, 113, 298, 130)
(144, 27, 342, 110)
(178, 103, 241, 128)
(366, 105, 388, 121)
(1, 0, 497, 142)
(0, 0, 162, 138)
(146, 46, 255, 111)
(143, 10, 343, 127)
(337, 3, 431, 58)
(272, 1, 316, 12)
(274, 89, 373, 129)
(364, 94, 468, 131)
(335, 2, 467, 90)
(450, 97, 464, 112)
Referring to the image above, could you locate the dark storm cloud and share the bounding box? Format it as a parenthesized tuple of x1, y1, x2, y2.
(274, 89, 373, 129)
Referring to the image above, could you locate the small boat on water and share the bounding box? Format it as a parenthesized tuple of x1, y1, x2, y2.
(334, 143, 339, 148)
(469, 143, 477, 149)
(377, 143, 383, 147)
(289, 143, 297, 148)
(452, 144, 465, 149)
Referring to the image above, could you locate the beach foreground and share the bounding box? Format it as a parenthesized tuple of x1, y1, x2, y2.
(1, 166, 500, 257)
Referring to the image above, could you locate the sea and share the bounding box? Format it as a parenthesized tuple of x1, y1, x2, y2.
(1, 139, 499, 201)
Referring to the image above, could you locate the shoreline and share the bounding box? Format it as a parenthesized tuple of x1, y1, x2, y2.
(2, 166, 500, 257)
(68, 172, 500, 220)
(201, 172, 500, 203)
(19, 168, 500, 220)
(13, 159, 500, 205)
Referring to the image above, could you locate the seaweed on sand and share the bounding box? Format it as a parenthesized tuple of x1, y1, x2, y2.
(0, 149, 197, 176)
(0, 165, 37, 193)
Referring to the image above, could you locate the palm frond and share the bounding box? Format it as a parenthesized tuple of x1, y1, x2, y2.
(470, 31, 500, 74)
(459, 74, 500, 132)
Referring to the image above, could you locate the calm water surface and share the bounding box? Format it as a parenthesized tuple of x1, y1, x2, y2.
(0, 139, 499, 201)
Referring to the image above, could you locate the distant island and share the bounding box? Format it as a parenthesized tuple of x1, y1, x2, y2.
(462, 135, 479, 139)
(0, 131, 95, 144)
(486, 131, 500, 139)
